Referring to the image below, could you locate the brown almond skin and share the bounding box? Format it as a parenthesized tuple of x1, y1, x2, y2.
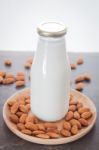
(25, 122, 38, 131)
(65, 111, 74, 121)
(19, 105, 28, 113)
(3, 78, 15, 84)
(36, 134, 50, 139)
(63, 121, 71, 131)
(17, 123, 25, 130)
(70, 64, 77, 69)
(16, 111, 24, 117)
(75, 82, 84, 91)
(4, 59, 12, 66)
(16, 81, 25, 87)
(77, 57, 84, 65)
(79, 118, 88, 126)
(10, 114, 19, 124)
(47, 132, 60, 138)
(24, 62, 31, 69)
(25, 116, 34, 123)
(75, 75, 85, 83)
(69, 119, 81, 129)
(61, 129, 71, 137)
(78, 108, 90, 114)
(16, 76, 25, 81)
(21, 129, 32, 135)
(0, 76, 3, 83)
(71, 125, 78, 135)
(81, 111, 92, 119)
(33, 130, 45, 135)
(19, 114, 27, 124)
(36, 124, 45, 131)
(10, 102, 19, 114)
(74, 111, 80, 120)
(6, 73, 14, 78)
(0, 70, 6, 77)
(69, 105, 77, 112)
(44, 123, 57, 129)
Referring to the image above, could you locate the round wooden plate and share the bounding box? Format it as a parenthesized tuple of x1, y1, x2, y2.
(3, 88, 97, 145)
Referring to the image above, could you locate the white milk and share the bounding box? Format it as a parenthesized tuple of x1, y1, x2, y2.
(31, 22, 71, 121)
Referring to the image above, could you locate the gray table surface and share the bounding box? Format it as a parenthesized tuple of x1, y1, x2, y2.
(0, 51, 99, 150)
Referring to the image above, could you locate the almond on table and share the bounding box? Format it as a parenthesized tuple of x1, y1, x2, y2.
(75, 82, 85, 91)
(16, 81, 25, 87)
(4, 59, 12, 66)
(70, 63, 77, 70)
(0, 70, 6, 77)
(76, 56, 84, 65)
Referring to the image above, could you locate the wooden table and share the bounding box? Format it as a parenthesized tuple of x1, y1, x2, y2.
(0, 51, 98, 150)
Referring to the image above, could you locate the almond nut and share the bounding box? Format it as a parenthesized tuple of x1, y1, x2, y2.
(10, 114, 19, 124)
(71, 125, 78, 135)
(65, 111, 74, 121)
(81, 111, 92, 119)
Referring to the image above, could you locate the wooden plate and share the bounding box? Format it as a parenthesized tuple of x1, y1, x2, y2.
(3, 88, 97, 145)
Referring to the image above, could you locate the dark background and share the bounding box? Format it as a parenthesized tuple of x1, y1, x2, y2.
(0, 51, 99, 150)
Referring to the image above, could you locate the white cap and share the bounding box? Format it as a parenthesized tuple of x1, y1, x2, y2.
(37, 22, 67, 37)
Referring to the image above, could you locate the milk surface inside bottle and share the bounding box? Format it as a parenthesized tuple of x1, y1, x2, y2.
(31, 22, 70, 122)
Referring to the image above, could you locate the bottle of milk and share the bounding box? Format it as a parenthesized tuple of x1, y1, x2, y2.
(31, 22, 70, 122)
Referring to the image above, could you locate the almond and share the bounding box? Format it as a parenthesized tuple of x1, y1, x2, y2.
(16, 76, 25, 81)
(74, 111, 80, 120)
(16, 81, 25, 87)
(75, 75, 85, 83)
(6, 73, 14, 78)
(81, 111, 92, 119)
(25, 122, 38, 131)
(4, 59, 12, 66)
(69, 105, 77, 112)
(19, 105, 28, 113)
(21, 129, 32, 135)
(25, 116, 34, 123)
(17, 123, 25, 130)
(70, 63, 77, 69)
(70, 119, 81, 129)
(36, 134, 50, 139)
(44, 123, 57, 129)
(19, 114, 27, 124)
(78, 107, 90, 114)
(47, 132, 60, 138)
(36, 123, 45, 131)
(33, 130, 45, 135)
(3, 78, 15, 84)
(10, 102, 19, 114)
(71, 125, 78, 135)
(10, 114, 19, 124)
(24, 62, 31, 69)
(77, 57, 84, 65)
(79, 118, 88, 126)
(61, 129, 71, 137)
(16, 111, 24, 117)
(75, 82, 84, 91)
(63, 121, 71, 131)
(25, 99, 30, 104)
(0, 70, 6, 77)
(0, 76, 3, 83)
(65, 111, 74, 121)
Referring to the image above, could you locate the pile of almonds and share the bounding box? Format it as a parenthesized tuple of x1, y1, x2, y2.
(70, 56, 91, 91)
(8, 92, 93, 139)
(0, 70, 25, 87)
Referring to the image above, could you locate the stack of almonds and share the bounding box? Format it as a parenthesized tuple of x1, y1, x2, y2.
(15, 72, 25, 87)
(0, 70, 26, 87)
(8, 92, 93, 139)
(70, 56, 91, 91)
(0, 71, 15, 85)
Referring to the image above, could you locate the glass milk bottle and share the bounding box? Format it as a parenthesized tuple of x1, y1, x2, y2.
(31, 22, 70, 122)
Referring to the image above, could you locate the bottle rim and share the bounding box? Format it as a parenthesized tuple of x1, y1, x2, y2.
(37, 22, 67, 38)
